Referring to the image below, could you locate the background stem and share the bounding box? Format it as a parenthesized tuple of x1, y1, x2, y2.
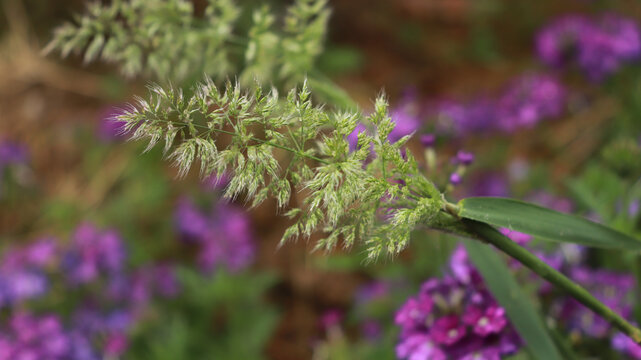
(463, 219, 641, 344)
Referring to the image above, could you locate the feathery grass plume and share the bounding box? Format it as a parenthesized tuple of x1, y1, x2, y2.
(117, 78, 444, 260)
(45, 0, 329, 86)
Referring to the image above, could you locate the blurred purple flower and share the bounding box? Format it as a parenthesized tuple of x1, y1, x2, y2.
(0, 312, 81, 360)
(97, 107, 128, 142)
(320, 309, 343, 330)
(430, 74, 565, 136)
(396, 333, 446, 360)
(537, 14, 641, 80)
(420, 133, 436, 148)
(551, 267, 635, 338)
(612, 332, 641, 359)
(355, 281, 390, 304)
(201, 172, 230, 191)
(468, 173, 509, 197)
(455, 151, 475, 166)
(496, 74, 566, 132)
(449, 172, 462, 185)
(389, 107, 420, 143)
(433, 98, 497, 136)
(62, 223, 127, 284)
(527, 191, 573, 213)
(628, 200, 640, 218)
(347, 123, 367, 152)
(0, 140, 28, 166)
(174, 198, 255, 272)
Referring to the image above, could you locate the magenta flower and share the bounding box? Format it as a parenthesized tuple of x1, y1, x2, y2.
(431, 315, 467, 345)
(396, 333, 446, 360)
(464, 305, 507, 336)
(395, 245, 521, 359)
(395, 295, 434, 333)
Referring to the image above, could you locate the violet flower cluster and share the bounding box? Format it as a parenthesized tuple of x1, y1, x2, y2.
(432, 74, 566, 136)
(174, 197, 255, 273)
(0, 223, 178, 359)
(500, 191, 640, 358)
(537, 14, 641, 81)
(395, 246, 521, 360)
(536, 242, 641, 358)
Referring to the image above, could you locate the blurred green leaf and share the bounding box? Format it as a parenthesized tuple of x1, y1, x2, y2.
(458, 197, 641, 250)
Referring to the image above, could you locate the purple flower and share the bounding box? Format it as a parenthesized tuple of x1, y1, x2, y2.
(495, 74, 566, 132)
(0, 312, 79, 360)
(536, 15, 590, 66)
(612, 332, 641, 359)
(0, 239, 57, 306)
(431, 315, 467, 345)
(389, 107, 420, 143)
(468, 173, 509, 197)
(174, 198, 255, 272)
(455, 151, 475, 166)
(97, 107, 128, 142)
(449, 173, 462, 185)
(201, 172, 230, 191)
(629, 200, 640, 218)
(537, 14, 641, 80)
(430, 73, 565, 136)
(347, 123, 367, 152)
(396, 333, 446, 360)
(542, 257, 636, 340)
(464, 305, 507, 336)
(63, 223, 126, 284)
(356, 281, 390, 302)
(174, 197, 211, 240)
(433, 98, 497, 136)
(527, 191, 573, 213)
(0, 140, 28, 166)
(420, 134, 436, 148)
(395, 245, 521, 359)
(395, 295, 434, 333)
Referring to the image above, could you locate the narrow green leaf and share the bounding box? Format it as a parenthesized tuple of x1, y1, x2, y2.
(464, 239, 563, 360)
(458, 197, 641, 250)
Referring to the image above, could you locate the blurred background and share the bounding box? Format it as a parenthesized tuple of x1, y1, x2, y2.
(2, 0, 641, 359)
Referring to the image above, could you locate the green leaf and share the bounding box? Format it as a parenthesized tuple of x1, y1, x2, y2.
(458, 197, 641, 250)
(463, 239, 563, 360)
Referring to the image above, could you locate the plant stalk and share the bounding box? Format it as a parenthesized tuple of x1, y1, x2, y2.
(463, 218, 641, 344)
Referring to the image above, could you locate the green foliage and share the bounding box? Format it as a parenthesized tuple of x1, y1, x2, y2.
(128, 268, 279, 360)
(601, 138, 641, 178)
(457, 197, 641, 250)
(117, 78, 444, 259)
(45, 0, 329, 86)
